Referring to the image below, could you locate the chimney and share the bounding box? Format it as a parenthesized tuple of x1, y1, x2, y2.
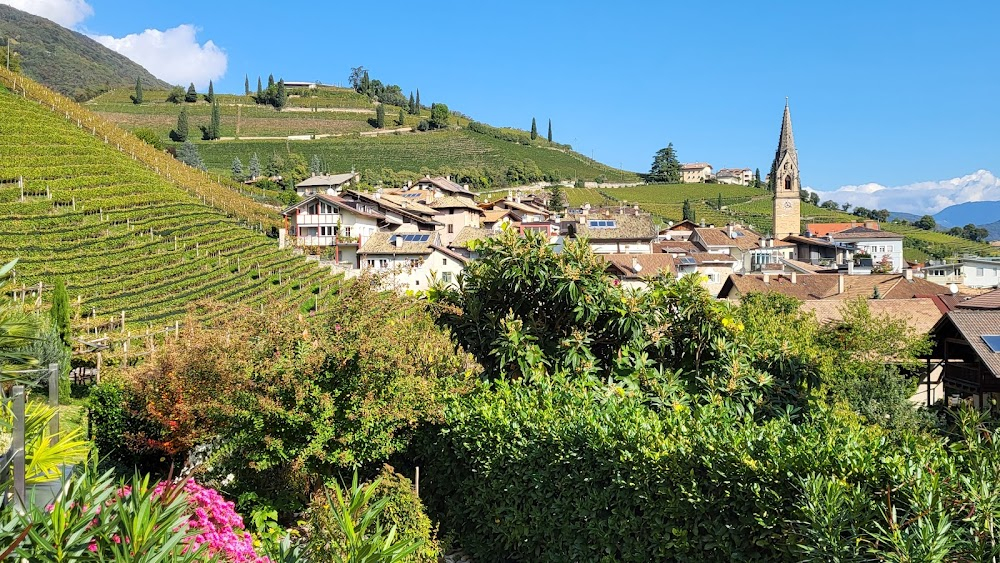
(790, 271, 797, 284)
(838, 274, 845, 294)
(407, 180, 412, 189)
(847, 261, 854, 275)
(904, 268, 913, 281)
(632, 258, 642, 273)
(463, 184, 469, 191)
(763, 274, 770, 284)
(727, 225, 734, 238)
(394, 235, 403, 248)
(507, 190, 513, 201)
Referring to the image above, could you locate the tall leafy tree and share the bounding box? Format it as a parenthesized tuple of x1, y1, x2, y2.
(430, 103, 449, 129)
(530, 118, 537, 140)
(170, 107, 189, 142)
(547, 119, 552, 142)
(49, 278, 71, 348)
(130, 76, 143, 105)
(649, 143, 681, 183)
(185, 82, 197, 103)
(375, 103, 386, 128)
(547, 185, 566, 212)
(244, 75, 250, 95)
(249, 153, 261, 180)
(204, 80, 215, 103)
(232, 156, 245, 181)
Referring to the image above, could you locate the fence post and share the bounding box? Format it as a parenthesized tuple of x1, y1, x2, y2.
(12, 385, 25, 512)
(48, 363, 59, 443)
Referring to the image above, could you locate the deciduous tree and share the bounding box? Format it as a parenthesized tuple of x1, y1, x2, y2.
(429, 103, 449, 129)
(914, 215, 936, 230)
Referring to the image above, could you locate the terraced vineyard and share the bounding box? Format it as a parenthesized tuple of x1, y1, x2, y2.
(0, 71, 335, 351)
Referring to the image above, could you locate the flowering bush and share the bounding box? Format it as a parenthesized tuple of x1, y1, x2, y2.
(160, 479, 269, 563)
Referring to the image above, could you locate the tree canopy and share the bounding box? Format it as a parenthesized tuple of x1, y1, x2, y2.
(649, 143, 681, 183)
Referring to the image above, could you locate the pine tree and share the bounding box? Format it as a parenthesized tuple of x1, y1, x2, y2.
(547, 185, 566, 212)
(205, 80, 215, 103)
(185, 82, 197, 103)
(530, 118, 538, 140)
(245, 75, 250, 95)
(376, 103, 386, 128)
(547, 119, 552, 142)
(49, 278, 71, 348)
(682, 199, 694, 221)
(171, 107, 189, 142)
(177, 141, 206, 170)
(257, 77, 263, 98)
(754, 168, 762, 188)
(267, 74, 275, 88)
(249, 153, 261, 180)
(398, 107, 405, 126)
(649, 143, 681, 184)
(131, 76, 143, 105)
(232, 156, 244, 181)
(309, 155, 323, 176)
(415, 89, 420, 111)
(408, 92, 416, 114)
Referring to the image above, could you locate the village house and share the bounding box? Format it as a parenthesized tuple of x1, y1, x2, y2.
(601, 254, 675, 290)
(828, 226, 905, 274)
(782, 234, 851, 268)
(448, 227, 495, 261)
(429, 196, 485, 245)
(679, 163, 713, 183)
(280, 194, 382, 266)
(689, 224, 795, 273)
(929, 310, 1000, 408)
(566, 210, 658, 254)
(485, 194, 550, 223)
(409, 175, 475, 196)
(715, 168, 753, 186)
(356, 231, 467, 290)
(294, 172, 359, 197)
(717, 270, 949, 302)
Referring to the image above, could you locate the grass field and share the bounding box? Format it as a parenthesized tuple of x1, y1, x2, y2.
(0, 78, 335, 345)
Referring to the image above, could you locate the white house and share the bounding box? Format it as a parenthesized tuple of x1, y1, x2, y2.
(281, 194, 382, 266)
(958, 257, 1000, 288)
(716, 168, 753, 186)
(679, 163, 713, 183)
(356, 231, 467, 291)
(568, 212, 658, 254)
(828, 226, 905, 274)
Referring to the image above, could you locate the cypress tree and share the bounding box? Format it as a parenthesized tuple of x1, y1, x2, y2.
(131, 76, 143, 104)
(49, 278, 71, 348)
(376, 103, 386, 128)
(205, 80, 215, 103)
(268, 74, 275, 88)
(682, 199, 693, 221)
(244, 75, 250, 95)
(717, 193, 723, 210)
(548, 119, 552, 142)
(754, 168, 762, 188)
(415, 89, 420, 111)
(171, 107, 189, 142)
(249, 152, 261, 180)
(257, 76, 263, 98)
(275, 79, 287, 110)
(530, 118, 538, 140)
(209, 99, 221, 139)
(408, 92, 416, 114)
(398, 107, 405, 126)
(232, 156, 244, 181)
(185, 82, 197, 103)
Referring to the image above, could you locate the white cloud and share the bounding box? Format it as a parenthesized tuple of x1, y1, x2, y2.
(807, 170, 1000, 215)
(91, 25, 226, 89)
(0, 0, 93, 27)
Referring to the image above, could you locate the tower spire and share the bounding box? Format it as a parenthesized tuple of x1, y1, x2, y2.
(776, 100, 796, 162)
(771, 100, 801, 239)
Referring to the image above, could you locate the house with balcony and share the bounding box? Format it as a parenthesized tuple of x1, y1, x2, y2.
(828, 226, 904, 274)
(716, 168, 753, 186)
(690, 224, 795, 273)
(281, 194, 382, 266)
(930, 310, 1000, 408)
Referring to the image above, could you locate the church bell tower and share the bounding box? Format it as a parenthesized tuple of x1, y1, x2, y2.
(771, 100, 801, 239)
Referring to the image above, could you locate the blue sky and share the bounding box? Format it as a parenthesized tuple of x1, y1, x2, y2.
(6, 0, 1000, 208)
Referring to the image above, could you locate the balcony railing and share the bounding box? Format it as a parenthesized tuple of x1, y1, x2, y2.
(296, 214, 340, 226)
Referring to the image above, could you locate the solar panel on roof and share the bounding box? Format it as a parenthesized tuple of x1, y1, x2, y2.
(397, 234, 430, 243)
(678, 257, 697, 265)
(983, 335, 1000, 353)
(588, 219, 617, 228)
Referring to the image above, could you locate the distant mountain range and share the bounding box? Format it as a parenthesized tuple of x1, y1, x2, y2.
(0, 4, 168, 100)
(888, 200, 1000, 241)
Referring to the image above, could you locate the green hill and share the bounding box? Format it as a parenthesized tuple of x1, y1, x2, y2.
(85, 87, 639, 188)
(0, 4, 169, 100)
(0, 68, 331, 345)
(570, 184, 1000, 262)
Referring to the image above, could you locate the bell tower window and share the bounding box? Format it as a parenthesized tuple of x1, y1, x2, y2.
(784, 176, 792, 191)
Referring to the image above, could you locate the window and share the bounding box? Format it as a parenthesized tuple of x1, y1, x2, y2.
(379, 259, 389, 268)
(977, 268, 985, 277)
(344, 227, 352, 237)
(442, 272, 453, 283)
(448, 224, 454, 234)
(588, 219, 617, 228)
(442, 258, 448, 265)
(366, 259, 375, 268)
(984, 335, 1000, 353)
(409, 258, 422, 268)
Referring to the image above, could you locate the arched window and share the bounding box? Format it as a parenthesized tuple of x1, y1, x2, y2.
(784, 176, 792, 191)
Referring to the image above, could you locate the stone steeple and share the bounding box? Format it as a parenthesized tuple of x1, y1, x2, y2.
(772, 99, 801, 239)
